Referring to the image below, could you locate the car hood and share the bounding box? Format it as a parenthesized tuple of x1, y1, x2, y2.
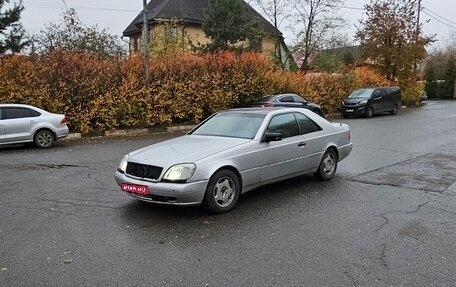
(128, 135, 251, 167)
(343, 98, 367, 104)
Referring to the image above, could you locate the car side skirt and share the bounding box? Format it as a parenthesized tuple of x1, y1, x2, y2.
(242, 167, 317, 193)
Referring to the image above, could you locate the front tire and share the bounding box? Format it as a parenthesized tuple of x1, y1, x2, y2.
(34, 130, 55, 148)
(314, 149, 338, 181)
(366, 107, 374, 118)
(203, 169, 240, 214)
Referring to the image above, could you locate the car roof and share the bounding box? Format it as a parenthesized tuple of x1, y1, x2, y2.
(221, 107, 310, 116)
(354, 86, 399, 91)
(0, 104, 49, 114)
(0, 104, 36, 108)
(259, 93, 299, 101)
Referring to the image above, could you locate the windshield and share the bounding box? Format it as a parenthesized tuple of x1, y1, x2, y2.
(190, 113, 265, 139)
(348, 89, 374, 99)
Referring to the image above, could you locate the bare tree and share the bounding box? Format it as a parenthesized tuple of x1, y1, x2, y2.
(291, 0, 345, 71)
(249, 0, 290, 66)
(33, 7, 126, 59)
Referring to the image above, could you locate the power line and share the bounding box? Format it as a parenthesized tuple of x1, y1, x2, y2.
(331, 2, 456, 31)
(26, 1, 139, 13)
(324, 4, 364, 11)
(422, 7, 456, 26)
(422, 10, 456, 30)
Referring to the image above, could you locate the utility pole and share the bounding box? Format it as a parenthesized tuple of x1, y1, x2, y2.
(142, 0, 150, 84)
(416, 0, 422, 35)
(414, 0, 422, 72)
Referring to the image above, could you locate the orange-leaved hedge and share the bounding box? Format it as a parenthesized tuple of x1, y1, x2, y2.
(0, 51, 389, 133)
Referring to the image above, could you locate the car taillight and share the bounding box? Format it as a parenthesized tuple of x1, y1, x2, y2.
(60, 117, 68, 126)
(262, 103, 274, 107)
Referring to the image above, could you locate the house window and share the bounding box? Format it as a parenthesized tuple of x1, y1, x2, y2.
(165, 26, 179, 40)
(130, 37, 139, 53)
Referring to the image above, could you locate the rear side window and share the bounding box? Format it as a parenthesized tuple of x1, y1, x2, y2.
(294, 113, 322, 134)
(387, 87, 401, 98)
(292, 95, 307, 103)
(278, 96, 294, 103)
(381, 89, 389, 99)
(4, 108, 40, 119)
(267, 113, 300, 138)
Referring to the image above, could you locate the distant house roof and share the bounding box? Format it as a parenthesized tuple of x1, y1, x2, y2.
(123, 0, 282, 38)
(320, 45, 363, 62)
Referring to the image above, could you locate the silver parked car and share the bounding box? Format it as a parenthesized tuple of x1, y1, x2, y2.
(115, 108, 353, 213)
(0, 104, 69, 148)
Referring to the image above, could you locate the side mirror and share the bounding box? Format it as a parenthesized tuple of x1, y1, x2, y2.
(263, 132, 283, 142)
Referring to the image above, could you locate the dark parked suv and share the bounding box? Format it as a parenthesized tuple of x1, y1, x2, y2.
(341, 87, 401, 118)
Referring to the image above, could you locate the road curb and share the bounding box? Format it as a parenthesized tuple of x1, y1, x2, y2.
(63, 125, 195, 141)
(64, 133, 82, 140)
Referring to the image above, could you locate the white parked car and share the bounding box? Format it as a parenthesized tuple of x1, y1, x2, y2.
(115, 107, 353, 213)
(0, 104, 69, 148)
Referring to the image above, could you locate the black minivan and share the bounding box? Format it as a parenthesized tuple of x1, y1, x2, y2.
(341, 87, 401, 118)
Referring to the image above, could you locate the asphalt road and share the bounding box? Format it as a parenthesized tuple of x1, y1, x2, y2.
(1, 100, 456, 287)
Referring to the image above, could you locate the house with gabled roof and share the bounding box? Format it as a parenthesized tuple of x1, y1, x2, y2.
(123, 0, 291, 65)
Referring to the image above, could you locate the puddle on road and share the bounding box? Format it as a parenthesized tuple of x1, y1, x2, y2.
(7, 164, 82, 171)
(349, 153, 456, 193)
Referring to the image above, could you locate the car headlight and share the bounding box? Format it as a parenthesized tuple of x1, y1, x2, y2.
(163, 163, 196, 183)
(359, 100, 368, 105)
(118, 155, 129, 173)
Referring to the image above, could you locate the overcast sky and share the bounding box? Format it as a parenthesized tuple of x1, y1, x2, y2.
(17, 0, 456, 48)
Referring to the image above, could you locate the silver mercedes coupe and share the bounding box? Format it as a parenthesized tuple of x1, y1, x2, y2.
(115, 107, 352, 213)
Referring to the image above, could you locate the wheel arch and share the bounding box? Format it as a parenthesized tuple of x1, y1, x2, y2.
(211, 165, 243, 192)
(34, 127, 57, 141)
(325, 145, 339, 161)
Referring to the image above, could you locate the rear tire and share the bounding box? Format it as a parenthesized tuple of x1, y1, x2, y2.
(314, 149, 338, 181)
(34, 130, 55, 148)
(391, 104, 398, 115)
(203, 169, 240, 214)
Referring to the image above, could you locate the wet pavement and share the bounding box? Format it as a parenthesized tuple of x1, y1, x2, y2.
(1, 100, 456, 286)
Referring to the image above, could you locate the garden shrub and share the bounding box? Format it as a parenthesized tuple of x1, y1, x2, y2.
(0, 51, 391, 133)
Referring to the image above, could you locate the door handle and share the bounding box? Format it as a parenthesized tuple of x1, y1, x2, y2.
(298, 142, 306, 147)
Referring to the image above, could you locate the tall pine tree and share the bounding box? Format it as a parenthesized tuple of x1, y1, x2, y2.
(202, 0, 261, 52)
(0, 0, 28, 53)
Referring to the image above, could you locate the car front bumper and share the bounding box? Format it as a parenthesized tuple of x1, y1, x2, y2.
(114, 171, 209, 206)
(341, 105, 367, 116)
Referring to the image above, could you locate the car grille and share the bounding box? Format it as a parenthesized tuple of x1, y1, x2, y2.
(126, 162, 163, 180)
(344, 102, 358, 106)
